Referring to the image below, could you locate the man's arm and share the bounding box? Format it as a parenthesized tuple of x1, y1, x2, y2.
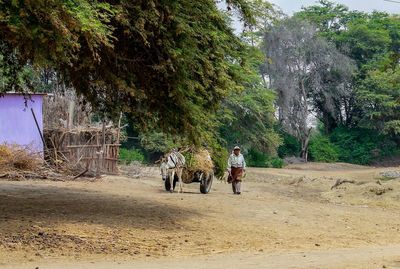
(227, 155, 232, 170)
(242, 156, 246, 170)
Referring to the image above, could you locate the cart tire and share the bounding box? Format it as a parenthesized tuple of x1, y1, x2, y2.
(200, 172, 214, 194)
(164, 175, 178, 192)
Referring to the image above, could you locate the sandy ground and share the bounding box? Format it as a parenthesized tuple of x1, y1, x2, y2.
(1, 163, 400, 268)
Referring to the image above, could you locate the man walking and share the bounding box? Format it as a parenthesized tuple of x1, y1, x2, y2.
(227, 146, 246, 195)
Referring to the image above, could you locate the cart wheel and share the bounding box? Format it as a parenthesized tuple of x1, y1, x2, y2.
(164, 175, 178, 191)
(200, 172, 214, 194)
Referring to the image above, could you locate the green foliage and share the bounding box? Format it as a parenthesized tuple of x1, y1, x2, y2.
(296, 0, 351, 38)
(0, 41, 44, 92)
(0, 0, 115, 65)
(125, 32, 281, 175)
(0, 0, 254, 146)
(262, 16, 354, 157)
(139, 132, 182, 154)
(246, 148, 284, 168)
(336, 15, 393, 72)
(209, 143, 229, 177)
(0, 0, 271, 176)
(277, 132, 301, 158)
(241, 0, 278, 46)
(270, 157, 284, 168)
(308, 134, 339, 163)
(330, 127, 398, 165)
(218, 46, 281, 154)
(296, 1, 400, 133)
(357, 67, 400, 135)
(246, 148, 268, 167)
(119, 148, 145, 164)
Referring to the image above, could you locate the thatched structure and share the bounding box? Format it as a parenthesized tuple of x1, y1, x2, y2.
(43, 92, 121, 176)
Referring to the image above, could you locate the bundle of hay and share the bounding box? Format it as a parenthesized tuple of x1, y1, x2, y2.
(183, 148, 214, 172)
(0, 144, 41, 172)
(0, 144, 93, 181)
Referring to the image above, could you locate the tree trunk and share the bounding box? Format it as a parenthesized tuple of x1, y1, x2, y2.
(300, 128, 312, 162)
(323, 112, 338, 134)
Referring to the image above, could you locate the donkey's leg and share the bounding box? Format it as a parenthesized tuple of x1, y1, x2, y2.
(169, 169, 175, 193)
(177, 168, 183, 193)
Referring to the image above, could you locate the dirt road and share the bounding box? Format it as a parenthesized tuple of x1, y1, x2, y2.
(1, 163, 400, 268)
(4, 245, 400, 269)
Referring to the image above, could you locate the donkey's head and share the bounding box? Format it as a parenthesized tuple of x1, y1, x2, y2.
(160, 157, 169, 180)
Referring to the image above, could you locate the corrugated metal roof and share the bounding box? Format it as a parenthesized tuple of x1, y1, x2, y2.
(1, 92, 48, 96)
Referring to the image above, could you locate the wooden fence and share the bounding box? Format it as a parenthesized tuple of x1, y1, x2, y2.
(44, 127, 120, 175)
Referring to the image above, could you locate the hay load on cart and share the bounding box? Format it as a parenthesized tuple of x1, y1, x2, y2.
(163, 148, 215, 194)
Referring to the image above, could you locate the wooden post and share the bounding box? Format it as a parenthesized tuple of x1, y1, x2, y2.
(67, 100, 75, 129)
(96, 150, 102, 178)
(116, 112, 122, 145)
(115, 112, 123, 174)
(96, 120, 106, 178)
(102, 120, 106, 151)
(31, 108, 48, 156)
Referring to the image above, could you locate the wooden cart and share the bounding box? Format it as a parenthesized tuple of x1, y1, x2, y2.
(164, 168, 214, 194)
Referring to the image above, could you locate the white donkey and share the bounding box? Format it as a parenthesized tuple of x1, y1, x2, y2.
(160, 150, 186, 193)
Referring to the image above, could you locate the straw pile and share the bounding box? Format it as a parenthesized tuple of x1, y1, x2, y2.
(183, 148, 214, 172)
(177, 148, 213, 184)
(0, 144, 71, 181)
(0, 144, 41, 172)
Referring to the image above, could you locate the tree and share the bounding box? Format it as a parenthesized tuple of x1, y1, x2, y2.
(358, 67, 400, 137)
(218, 46, 281, 154)
(296, 0, 362, 40)
(240, 0, 281, 46)
(214, 1, 282, 159)
(126, 44, 282, 174)
(262, 17, 354, 160)
(0, 0, 253, 145)
(297, 3, 400, 131)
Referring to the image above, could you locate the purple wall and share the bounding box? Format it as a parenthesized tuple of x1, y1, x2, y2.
(0, 94, 44, 154)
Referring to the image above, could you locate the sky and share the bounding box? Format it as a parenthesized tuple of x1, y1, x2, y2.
(227, 0, 399, 33)
(270, 0, 400, 15)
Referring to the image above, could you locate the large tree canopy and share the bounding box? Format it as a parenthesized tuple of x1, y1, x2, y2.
(262, 17, 354, 159)
(0, 0, 253, 144)
(358, 67, 400, 136)
(297, 1, 400, 133)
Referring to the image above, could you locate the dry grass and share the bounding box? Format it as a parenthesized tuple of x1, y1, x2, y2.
(185, 149, 214, 172)
(0, 144, 75, 181)
(0, 144, 41, 172)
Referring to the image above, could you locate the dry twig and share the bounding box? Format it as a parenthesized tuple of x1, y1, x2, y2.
(331, 179, 356, 190)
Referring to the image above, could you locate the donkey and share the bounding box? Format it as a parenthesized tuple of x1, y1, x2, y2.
(160, 150, 186, 193)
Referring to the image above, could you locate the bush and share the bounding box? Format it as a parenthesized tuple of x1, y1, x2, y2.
(246, 148, 269, 167)
(119, 148, 145, 164)
(330, 127, 398, 165)
(246, 148, 284, 168)
(278, 132, 301, 158)
(308, 135, 339, 163)
(270, 157, 285, 168)
(210, 144, 229, 178)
